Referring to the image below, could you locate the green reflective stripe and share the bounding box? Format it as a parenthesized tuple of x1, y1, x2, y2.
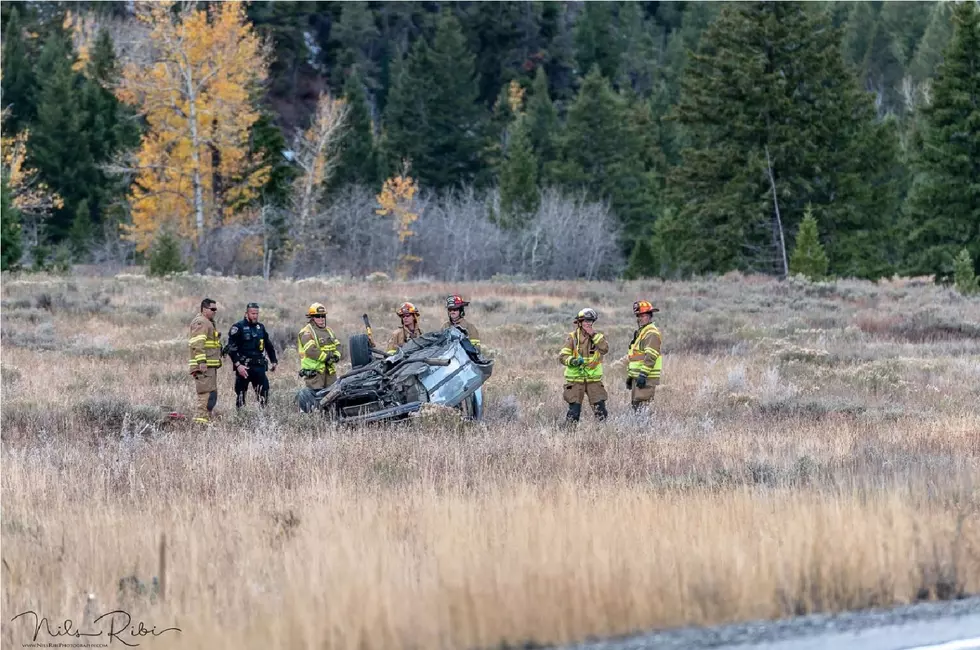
(562, 330, 603, 381)
(205, 360, 221, 367)
(302, 340, 318, 351)
(188, 335, 206, 344)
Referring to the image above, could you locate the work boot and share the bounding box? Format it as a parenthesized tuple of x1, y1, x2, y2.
(593, 400, 608, 421)
(565, 402, 582, 424)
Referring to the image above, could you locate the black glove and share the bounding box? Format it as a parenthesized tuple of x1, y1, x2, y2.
(636, 373, 647, 389)
(625, 377, 633, 390)
(327, 352, 341, 364)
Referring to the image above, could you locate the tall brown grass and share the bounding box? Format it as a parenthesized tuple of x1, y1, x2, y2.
(2, 271, 978, 649)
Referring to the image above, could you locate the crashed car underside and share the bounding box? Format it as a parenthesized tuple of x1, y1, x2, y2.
(296, 327, 493, 424)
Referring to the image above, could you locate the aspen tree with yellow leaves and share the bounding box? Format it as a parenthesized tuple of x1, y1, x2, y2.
(1, 116, 64, 250)
(376, 162, 421, 280)
(116, 1, 269, 253)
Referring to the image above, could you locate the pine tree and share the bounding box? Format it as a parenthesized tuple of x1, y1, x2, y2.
(903, 1, 980, 283)
(29, 30, 94, 243)
(1, 7, 37, 135)
(789, 205, 830, 280)
(147, 228, 187, 277)
(573, 2, 621, 82)
(380, 39, 434, 180)
(668, 2, 900, 279)
(382, 11, 485, 189)
(498, 115, 539, 229)
(524, 67, 559, 182)
(425, 10, 486, 188)
(1, 171, 24, 271)
(953, 249, 978, 296)
(68, 198, 93, 260)
(331, 1, 381, 92)
(909, 2, 954, 83)
(555, 66, 657, 249)
(334, 69, 380, 189)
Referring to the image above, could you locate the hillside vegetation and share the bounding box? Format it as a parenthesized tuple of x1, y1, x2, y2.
(2, 272, 978, 649)
(2, 1, 978, 283)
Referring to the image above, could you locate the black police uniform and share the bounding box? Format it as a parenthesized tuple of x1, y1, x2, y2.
(226, 317, 278, 408)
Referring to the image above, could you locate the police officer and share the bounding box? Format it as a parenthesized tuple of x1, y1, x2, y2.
(226, 302, 278, 409)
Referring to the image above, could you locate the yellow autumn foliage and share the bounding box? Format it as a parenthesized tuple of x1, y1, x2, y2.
(507, 80, 526, 115)
(376, 164, 421, 280)
(1, 128, 64, 216)
(116, 0, 269, 252)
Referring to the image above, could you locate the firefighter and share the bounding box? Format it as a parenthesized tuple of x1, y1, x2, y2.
(297, 302, 341, 389)
(226, 302, 278, 409)
(188, 297, 222, 424)
(559, 308, 609, 423)
(626, 300, 663, 410)
(385, 302, 423, 354)
(442, 294, 481, 352)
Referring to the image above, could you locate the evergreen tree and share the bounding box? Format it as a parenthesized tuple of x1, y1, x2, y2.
(497, 115, 539, 229)
(616, 1, 658, 95)
(331, 1, 381, 92)
(554, 66, 656, 247)
(147, 228, 187, 277)
(789, 205, 830, 280)
(334, 69, 380, 189)
(668, 2, 900, 279)
(525, 67, 559, 181)
(953, 249, 979, 296)
(30, 31, 94, 243)
(382, 11, 485, 189)
(457, 2, 541, 107)
(426, 11, 485, 188)
(909, 2, 954, 83)
(573, 2, 621, 82)
(68, 198, 93, 261)
(903, 1, 980, 282)
(1, 7, 37, 134)
(1, 171, 24, 271)
(252, 111, 296, 207)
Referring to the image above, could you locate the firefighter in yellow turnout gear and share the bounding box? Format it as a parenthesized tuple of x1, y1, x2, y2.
(297, 303, 341, 389)
(386, 302, 423, 354)
(442, 294, 480, 352)
(559, 308, 609, 423)
(188, 298, 223, 424)
(626, 300, 663, 410)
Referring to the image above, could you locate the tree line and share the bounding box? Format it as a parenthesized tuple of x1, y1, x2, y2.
(1, 1, 977, 286)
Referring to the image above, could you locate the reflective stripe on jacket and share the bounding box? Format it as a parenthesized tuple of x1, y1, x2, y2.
(386, 325, 423, 355)
(188, 314, 222, 369)
(297, 322, 339, 374)
(627, 323, 662, 380)
(559, 328, 608, 383)
(442, 318, 480, 351)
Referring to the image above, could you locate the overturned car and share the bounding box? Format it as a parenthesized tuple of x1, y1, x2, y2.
(295, 325, 493, 424)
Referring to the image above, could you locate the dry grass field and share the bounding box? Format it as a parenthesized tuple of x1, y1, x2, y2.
(2, 270, 979, 649)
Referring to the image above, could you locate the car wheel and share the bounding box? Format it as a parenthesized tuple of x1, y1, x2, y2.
(349, 333, 373, 369)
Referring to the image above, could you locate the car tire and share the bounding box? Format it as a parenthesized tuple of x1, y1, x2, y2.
(349, 333, 373, 369)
